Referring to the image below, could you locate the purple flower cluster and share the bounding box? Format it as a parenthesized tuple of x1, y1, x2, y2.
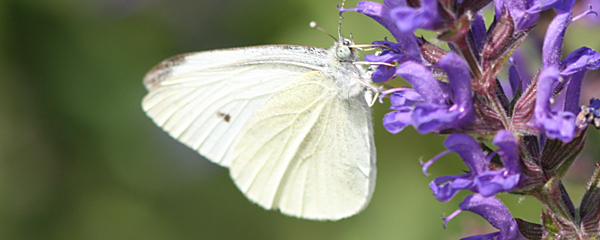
(343, 0, 600, 239)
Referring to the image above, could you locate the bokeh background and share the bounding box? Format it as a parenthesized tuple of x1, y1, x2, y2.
(1, 0, 599, 239)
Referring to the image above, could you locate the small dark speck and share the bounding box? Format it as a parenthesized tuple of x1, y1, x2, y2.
(217, 112, 231, 123)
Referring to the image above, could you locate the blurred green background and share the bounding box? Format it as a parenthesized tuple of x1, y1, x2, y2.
(0, 0, 598, 239)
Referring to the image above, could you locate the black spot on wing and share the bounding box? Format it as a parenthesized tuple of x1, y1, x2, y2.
(217, 112, 231, 123)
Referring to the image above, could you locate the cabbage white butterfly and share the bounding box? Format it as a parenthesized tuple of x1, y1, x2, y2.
(142, 20, 376, 220)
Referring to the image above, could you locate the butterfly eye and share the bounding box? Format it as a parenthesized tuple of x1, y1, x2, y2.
(343, 39, 351, 46)
(336, 45, 351, 59)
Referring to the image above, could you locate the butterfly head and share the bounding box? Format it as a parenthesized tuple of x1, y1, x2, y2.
(309, 21, 359, 62)
(335, 37, 354, 60)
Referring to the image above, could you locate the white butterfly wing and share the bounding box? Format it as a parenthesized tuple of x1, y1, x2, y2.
(229, 71, 376, 220)
(142, 46, 330, 167)
(142, 44, 376, 220)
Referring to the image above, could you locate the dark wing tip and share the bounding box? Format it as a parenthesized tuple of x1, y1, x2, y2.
(143, 53, 192, 91)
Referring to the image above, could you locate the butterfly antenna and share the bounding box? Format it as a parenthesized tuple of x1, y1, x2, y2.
(309, 21, 337, 42)
(338, 0, 346, 39)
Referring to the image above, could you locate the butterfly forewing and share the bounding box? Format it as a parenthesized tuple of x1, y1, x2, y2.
(143, 46, 329, 167)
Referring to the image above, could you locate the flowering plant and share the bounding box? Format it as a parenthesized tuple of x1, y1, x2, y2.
(342, 0, 600, 239)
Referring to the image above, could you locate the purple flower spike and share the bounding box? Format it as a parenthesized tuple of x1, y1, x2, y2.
(340, 0, 599, 238)
(451, 194, 527, 240)
(345, 0, 599, 238)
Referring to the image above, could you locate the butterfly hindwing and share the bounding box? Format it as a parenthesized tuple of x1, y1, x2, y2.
(229, 71, 376, 220)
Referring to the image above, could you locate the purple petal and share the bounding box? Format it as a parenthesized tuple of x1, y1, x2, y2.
(365, 51, 403, 63)
(383, 111, 411, 134)
(561, 47, 600, 75)
(547, 0, 576, 14)
(542, 12, 572, 68)
(460, 232, 502, 240)
(534, 67, 577, 142)
(590, 98, 600, 115)
(444, 133, 488, 173)
(538, 41, 600, 128)
(492, 131, 521, 174)
(430, 174, 474, 202)
(414, 0, 441, 30)
(396, 61, 449, 104)
(557, 46, 599, 116)
(411, 103, 461, 133)
(411, 52, 475, 133)
(563, 71, 585, 115)
(389, 0, 440, 32)
(366, 39, 415, 65)
(390, 6, 429, 32)
(467, 131, 522, 196)
(372, 39, 405, 52)
(539, 111, 577, 141)
(458, 195, 527, 240)
(496, 0, 539, 31)
(497, 0, 574, 31)
(510, 49, 533, 91)
(474, 170, 521, 197)
(389, 89, 424, 108)
(439, 52, 475, 125)
(383, 0, 407, 8)
(507, 63, 520, 98)
(371, 65, 396, 82)
(471, 11, 487, 53)
(345, 1, 398, 35)
(349, 1, 422, 60)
